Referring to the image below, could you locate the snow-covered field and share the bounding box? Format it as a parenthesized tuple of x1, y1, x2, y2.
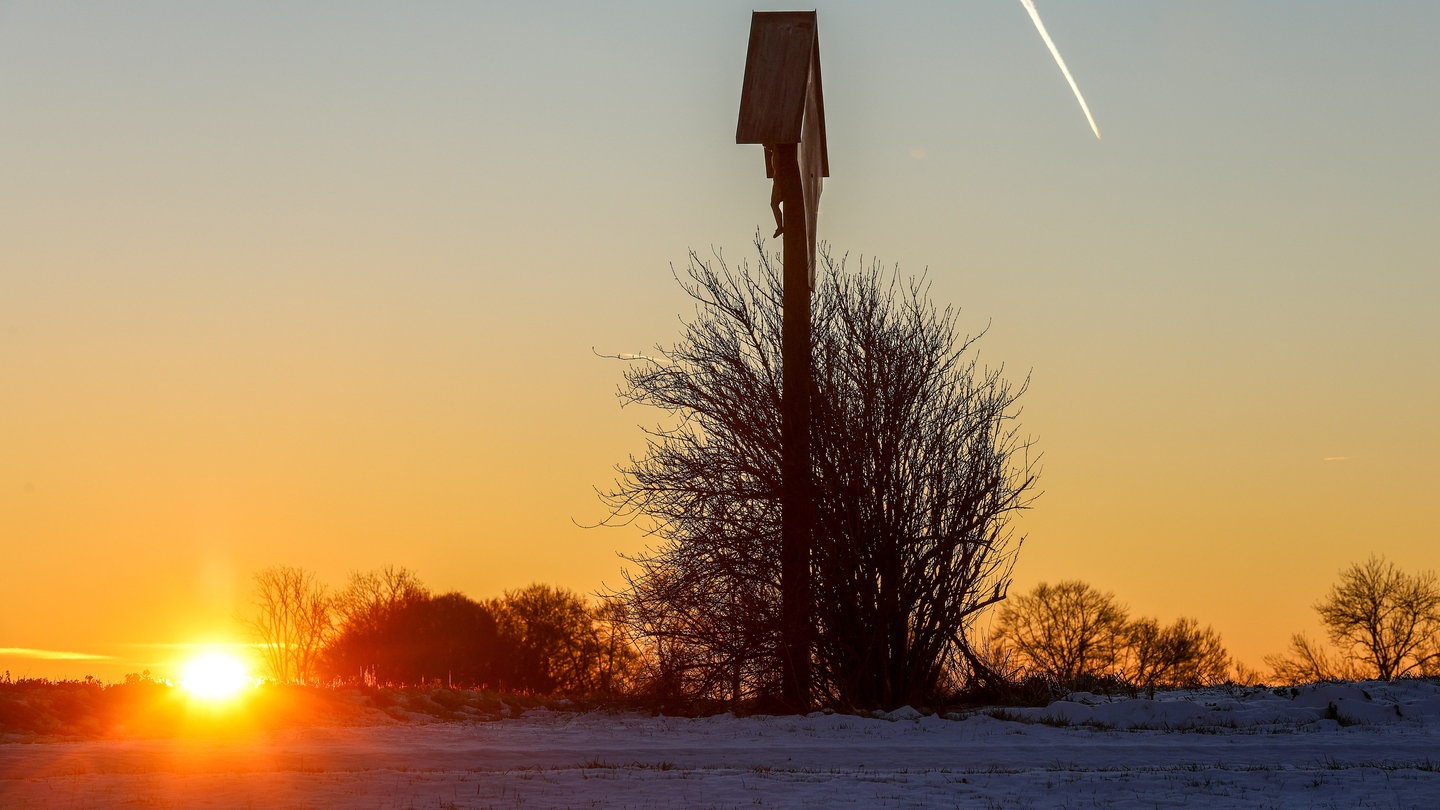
(4, 681, 1440, 809)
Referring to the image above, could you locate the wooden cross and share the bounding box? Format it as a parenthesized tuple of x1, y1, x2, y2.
(736, 10, 828, 711)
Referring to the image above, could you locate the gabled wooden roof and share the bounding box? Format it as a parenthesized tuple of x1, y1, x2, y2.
(735, 11, 828, 178)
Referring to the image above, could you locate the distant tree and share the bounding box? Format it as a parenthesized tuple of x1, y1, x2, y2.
(322, 568, 509, 688)
(384, 592, 501, 687)
(1122, 616, 1230, 695)
(991, 581, 1229, 693)
(247, 566, 332, 684)
(495, 584, 606, 695)
(333, 566, 429, 633)
(991, 581, 1128, 686)
(604, 240, 1037, 709)
(326, 566, 430, 683)
(1314, 556, 1440, 680)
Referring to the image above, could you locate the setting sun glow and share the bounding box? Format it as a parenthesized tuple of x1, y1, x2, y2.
(179, 651, 252, 701)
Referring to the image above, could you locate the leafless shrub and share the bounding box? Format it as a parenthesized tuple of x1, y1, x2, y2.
(603, 239, 1038, 709)
(246, 566, 333, 684)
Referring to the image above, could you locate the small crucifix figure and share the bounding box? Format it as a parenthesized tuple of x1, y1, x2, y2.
(765, 144, 784, 238)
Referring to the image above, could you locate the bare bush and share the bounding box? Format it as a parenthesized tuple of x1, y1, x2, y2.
(1264, 632, 1363, 684)
(604, 240, 1037, 709)
(1122, 616, 1230, 695)
(247, 566, 333, 684)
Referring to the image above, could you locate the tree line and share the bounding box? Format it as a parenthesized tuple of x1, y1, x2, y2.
(985, 555, 1440, 694)
(247, 555, 1439, 702)
(246, 566, 636, 695)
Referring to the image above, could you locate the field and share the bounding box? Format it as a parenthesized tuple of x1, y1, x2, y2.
(4, 680, 1440, 808)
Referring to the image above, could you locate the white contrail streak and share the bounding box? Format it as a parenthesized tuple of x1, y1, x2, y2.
(1018, 0, 1101, 139)
(0, 647, 116, 661)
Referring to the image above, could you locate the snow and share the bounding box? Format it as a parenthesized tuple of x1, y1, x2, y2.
(4, 681, 1440, 808)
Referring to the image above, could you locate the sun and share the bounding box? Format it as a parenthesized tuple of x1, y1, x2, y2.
(179, 651, 252, 701)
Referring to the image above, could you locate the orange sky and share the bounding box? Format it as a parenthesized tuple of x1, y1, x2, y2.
(3, 2, 1438, 682)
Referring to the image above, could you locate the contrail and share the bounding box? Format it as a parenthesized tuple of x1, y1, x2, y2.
(0, 647, 115, 661)
(1019, 0, 1101, 139)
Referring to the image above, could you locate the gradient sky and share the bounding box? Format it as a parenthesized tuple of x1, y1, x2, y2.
(4, 1, 1437, 682)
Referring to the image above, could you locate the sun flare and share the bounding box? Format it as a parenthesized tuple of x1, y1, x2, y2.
(180, 651, 252, 701)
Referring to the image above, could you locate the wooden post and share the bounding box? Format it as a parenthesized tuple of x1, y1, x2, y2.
(736, 12, 828, 712)
(772, 141, 813, 710)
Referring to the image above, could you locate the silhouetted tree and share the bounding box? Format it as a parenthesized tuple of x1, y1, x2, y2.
(326, 566, 430, 683)
(991, 581, 1229, 693)
(383, 592, 501, 687)
(604, 240, 1038, 708)
(992, 581, 1128, 686)
(1314, 556, 1440, 680)
(494, 584, 607, 695)
(1121, 616, 1230, 695)
(323, 569, 507, 688)
(334, 566, 429, 632)
(247, 566, 332, 684)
